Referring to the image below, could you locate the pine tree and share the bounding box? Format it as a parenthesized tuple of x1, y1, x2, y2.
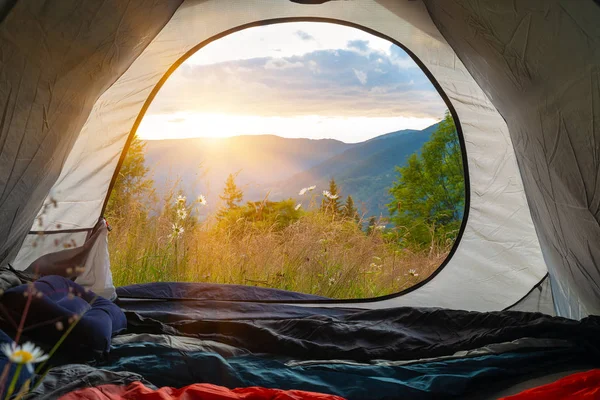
(218, 173, 243, 217)
(366, 216, 376, 234)
(105, 136, 154, 222)
(343, 195, 358, 222)
(321, 178, 341, 214)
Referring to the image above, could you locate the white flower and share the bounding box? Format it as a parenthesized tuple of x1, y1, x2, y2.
(1, 342, 49, 373)
(376, 224, 386, 230)
(299, 188, 308, 196)
(308, 185, 316, 191)
(176, 208, 188, 220)
(197, 194, 207, 206)
(175, 195, 186, 207)
(295, 203, 302, 211)
(169, 224, 184, 240)
(322, 190, 339, 200)
(408, 269, 419, 277)
(328, 277, 335, 286)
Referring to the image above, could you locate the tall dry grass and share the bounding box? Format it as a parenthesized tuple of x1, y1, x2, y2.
(108, 188, 450, 299)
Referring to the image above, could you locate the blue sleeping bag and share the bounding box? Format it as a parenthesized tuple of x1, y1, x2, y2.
(1, 276, 126, 355)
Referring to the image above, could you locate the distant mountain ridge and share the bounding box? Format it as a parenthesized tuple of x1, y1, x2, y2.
(142, 122, 440, 217)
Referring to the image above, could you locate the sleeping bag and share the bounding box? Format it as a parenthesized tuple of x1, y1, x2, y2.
(0, 276, 126, 355)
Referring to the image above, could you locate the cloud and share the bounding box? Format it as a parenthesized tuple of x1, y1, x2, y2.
(295, 30, 314, 41)
(148, 45, 446, 120)
(264, 58, 304, 70)
(353, 68, 368, 85)
(347, 39, 370, 53)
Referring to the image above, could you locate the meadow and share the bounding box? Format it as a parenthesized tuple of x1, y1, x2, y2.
(107, 187, 451, 299)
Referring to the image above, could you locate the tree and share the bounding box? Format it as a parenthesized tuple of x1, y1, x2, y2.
(342, 195, 359, 222)
(387, 111, 464, 247)
(104, 136, 154, 222)
(218, 173, 243, 217)
(366, 216, 376, 234)
(321, 178, 341, 215)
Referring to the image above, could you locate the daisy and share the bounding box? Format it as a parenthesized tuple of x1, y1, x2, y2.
(295, 203, 302, 211)
(323, 190, 339, 200)
(308, 185, 316, 191)
(1, 342, 49, 373)
(175, 195, 186, 207)
(176, 208, 187, 220)
(328, 277, 335, 286)
(170, 224, 184, 240)
(197, 194, 207, 206)
(299, 188, 308, 196)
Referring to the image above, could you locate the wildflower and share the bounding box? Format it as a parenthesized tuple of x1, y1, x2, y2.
(176, 208, 188, 220)
(169, 224, 184, 240)
(175, 195, 186, 207)
(1, 342, 49, 373)
(299, 188, 308, 196)
(197, 194, 207, 206)
(408, 269, 419, 277)
(308, 185, 316, 191)
(328, 277, 335, 286)
(376, 224, 386, 230)
(295, 203, 302, 211)
(323, 190, 339, 200)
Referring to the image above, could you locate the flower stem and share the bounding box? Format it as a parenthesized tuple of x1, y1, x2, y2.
(5, 363, 22, 400)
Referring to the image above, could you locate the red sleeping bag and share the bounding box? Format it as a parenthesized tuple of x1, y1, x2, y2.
(59, 381, 346, 400)
(500, 369, 600, 400)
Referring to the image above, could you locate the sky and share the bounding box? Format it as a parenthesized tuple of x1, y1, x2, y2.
(137, 22, 447, 143)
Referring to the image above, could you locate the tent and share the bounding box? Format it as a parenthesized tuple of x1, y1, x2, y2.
(1, 0, 599, 316)
(1, 1, 600, 398)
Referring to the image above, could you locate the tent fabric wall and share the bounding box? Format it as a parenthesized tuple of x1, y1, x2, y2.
(0, 0, 182, 267)
(12, 0, 548, 312)
(424, 0, 600, 319)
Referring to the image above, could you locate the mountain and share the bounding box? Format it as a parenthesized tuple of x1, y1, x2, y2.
(142, 123, 439, 217)
(273, 123, 440, 216)
(143, 135, 354, 211)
